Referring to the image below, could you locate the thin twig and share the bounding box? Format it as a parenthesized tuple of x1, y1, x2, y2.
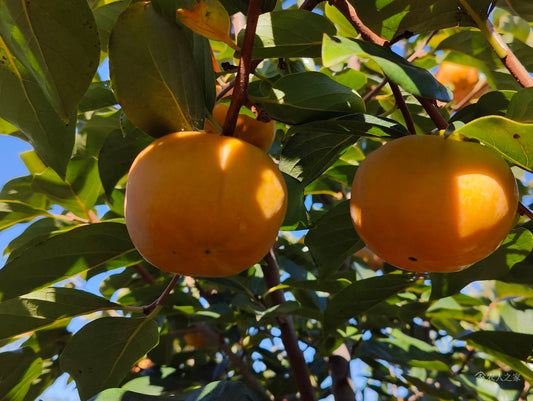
(221, 0, 262, 136)
(363, 78, 388, 103)
(390, 82, 416, 135)
(143, 274, 180, 315)
(262, 248, 317, 401)
(299, 0, 324, 11)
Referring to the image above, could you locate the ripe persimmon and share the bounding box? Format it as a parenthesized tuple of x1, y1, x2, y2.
(125, 131, 287, 277)
(184, 332, 206, 348)
(435, 62, 479, 104)
(205, 103, 276, 152)
(350, 134, 518, 273)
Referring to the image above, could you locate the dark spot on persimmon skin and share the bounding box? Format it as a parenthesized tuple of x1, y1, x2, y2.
(205, 249, 211, 255)
(408, 256, 418, 262)
(514, 134, 520, 139)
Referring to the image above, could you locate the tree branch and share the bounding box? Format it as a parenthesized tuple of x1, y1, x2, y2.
(329, 344, 356, 401)
(459, 0, 533, 88)
(329, 0, 388, 46)
(262, 248, 317, 401)
(143, 274, 180, 315)
(390, 82, 416, 135)
(221, 0, 262, 136)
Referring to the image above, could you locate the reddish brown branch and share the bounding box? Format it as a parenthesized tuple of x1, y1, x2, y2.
(518, 202, 533, 221)
(390, 82, 416, 135)
(221, 0, 262, 136)
(262, 249, 317, 401)
(143, 274, 180, 315)
(329, 0, 388, 46)
(417, 97, 449, 130)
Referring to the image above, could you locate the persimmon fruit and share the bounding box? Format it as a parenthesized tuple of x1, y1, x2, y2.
(435, 62, 479, 104)
(184, 332, 206, 348)
(350, 134, 518, 273)
(125, 131, 287, 277)
(205, 103, 276, 152)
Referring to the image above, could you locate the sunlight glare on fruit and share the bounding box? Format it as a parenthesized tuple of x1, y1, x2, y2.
(256, 168, 287, 219)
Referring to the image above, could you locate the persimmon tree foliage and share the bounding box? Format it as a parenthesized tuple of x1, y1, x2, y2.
(0, 0, 533, 400)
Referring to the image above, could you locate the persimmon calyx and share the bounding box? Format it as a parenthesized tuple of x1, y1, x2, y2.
(177, 0, 240, 50)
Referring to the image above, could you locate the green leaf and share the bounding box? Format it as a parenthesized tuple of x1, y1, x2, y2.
(280, 114, 408, 185)
(0, 42, 75, 177)
(460, 331, 533, 361)
(324, 3, 358, 38)
(345, 0, 494, 40)
(0, 200, 52, 232)
(0, 347, 43, 401)
(324, 275, 414, 331)
(92, 0, 130, 53)
(0, 222, 141, 302)
(248, 71, 364, 125)
(98, 126, 153, 197)
(4, 217, 75, 260)
(455, 116, 533, 172)
(0, 0, 100, 119)
(109, 2, 205, 137)
(89, 389, 178, 401)
(185, 381, 258, 401)
(305, 200, 363, 276)
(450, 90, 515, 124)
(60, 317, 159, 401)
(32, 157, 104, 218)
(323, 35, 452, 102)
(241, 10, 336, 59)
(430, 228, 533, 299)
(506, 88, 533, 123)
(79, 81, 118, 112)
(0, 287, 122, 340)
(280, 174, 308, 231)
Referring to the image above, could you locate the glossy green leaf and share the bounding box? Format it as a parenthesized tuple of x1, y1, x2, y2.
(0, 43, 75, 177)
(345, 0, 493, 40)
(0, 222, 141, 302)
(450, 90, 515, 124)
(430, 228, 533, 299)
(92, 0, 130, 53)
(89, 389, 178, 401)
(0, 347, 42, 401)
(109, 2, 205, 137)
(98, 126, 153, 196)
(455, 116, 533, 172)
(5, 217, 76, 261)
(324, 3, 358, 38)
(0, 117, 16, 135)
(280, 173, 308, 231)
(76, 110, 122, 158)
(325, 275, 414, 331)
(32, 157, 104, 218)
(305, 200, 363, 276)
(0, 200, 52, 231)
(460, 331, 533, 361)
(0, 287, 121, 340)
(60, 317, 159, 401)
(0, 0, 100, 119)
(248, 71, 364, 125)
(323, 35, 452, 101)
(241, 10, 336, 59)
(280, 114, 407, 186)
(506, 88, 533, 123)
(79, 81, 118, 112)
(0, 175, 48, 209)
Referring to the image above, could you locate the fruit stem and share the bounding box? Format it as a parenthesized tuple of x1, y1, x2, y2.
(459, 0, 533, 88)
(262, 248, 317, 401)
(221, 0, 262, 137)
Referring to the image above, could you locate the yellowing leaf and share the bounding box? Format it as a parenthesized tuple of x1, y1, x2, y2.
(177, 0, 239, 50)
